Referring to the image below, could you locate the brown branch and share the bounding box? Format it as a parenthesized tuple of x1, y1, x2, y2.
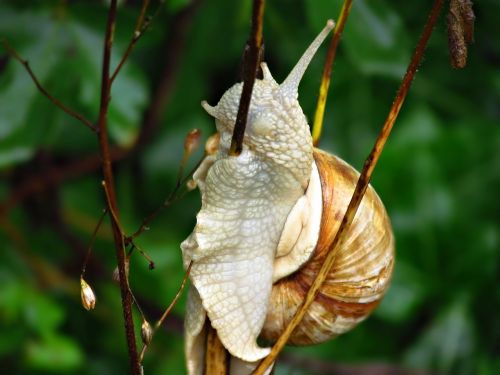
(126, 151, 205, 244)
(95, 0, 141, 373)
(155, 261, 192, 331)
(252, 0, 445, 373)
(81, 208, 108, 276)
(205, 324, 229, 375)
(311, 0, 353, 146)
(110, 0, 152, 83)
(0, 0, 203, 216)
(1, 39, 97, 132)
(139, 261, 193, 362)
(228, 0, 266, 156)
(0, 147, 127, 216)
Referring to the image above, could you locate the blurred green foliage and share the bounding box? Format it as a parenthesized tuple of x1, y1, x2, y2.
(0, 0, 499, 374)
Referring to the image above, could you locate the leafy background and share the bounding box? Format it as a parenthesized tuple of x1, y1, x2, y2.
(0, 0, 499, 374)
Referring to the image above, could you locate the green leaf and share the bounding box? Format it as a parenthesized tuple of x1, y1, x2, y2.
(0, 8, 65, 167)
(0, 6, 149, 169)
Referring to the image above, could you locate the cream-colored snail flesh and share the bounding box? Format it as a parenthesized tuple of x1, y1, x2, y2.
(181, 20, 395, 375)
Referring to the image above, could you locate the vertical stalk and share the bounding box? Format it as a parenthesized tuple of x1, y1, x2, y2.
(205, 325, 229, 375)
(228, 0, 266, 156)
(96, 0, 141, 373)
(311, 0, 353, 146)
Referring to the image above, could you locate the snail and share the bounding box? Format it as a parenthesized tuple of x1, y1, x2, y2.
(181, 20, 395, 375)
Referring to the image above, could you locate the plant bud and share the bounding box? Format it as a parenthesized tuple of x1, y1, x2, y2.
(141, 320, 153, 345)
(184, 129, 201, 156)
(205, 132, 220, 155)
(80, 277, 96, 311)
(186, 179, 197, 191)
(112, 259, 130, 284)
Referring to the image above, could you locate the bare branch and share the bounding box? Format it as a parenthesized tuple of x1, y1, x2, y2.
(0, 1, 203, 217)
(139, 261, 193, 363)
(1, 39, 97, 132)
(110, 0, 153, 83)
(81, 208, 108, 277)
(228, 0, 266, 156)
(311, 0, 353, 146)
(95, 0, 141, 373)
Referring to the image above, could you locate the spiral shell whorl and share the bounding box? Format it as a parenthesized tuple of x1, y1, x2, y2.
(262, 149, 395, 345)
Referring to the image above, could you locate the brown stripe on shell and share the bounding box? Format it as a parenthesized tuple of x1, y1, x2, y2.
(261, 149, 395, 345)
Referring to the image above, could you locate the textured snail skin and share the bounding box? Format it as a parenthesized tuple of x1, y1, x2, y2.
(181, 77, 313, 363)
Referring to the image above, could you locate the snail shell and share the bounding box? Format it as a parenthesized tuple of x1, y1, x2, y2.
(261, 148, 395, 345)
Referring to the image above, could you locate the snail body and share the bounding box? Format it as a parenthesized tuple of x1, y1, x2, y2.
(181, 20, 394, 375)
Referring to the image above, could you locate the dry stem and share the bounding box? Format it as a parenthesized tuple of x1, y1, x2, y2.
(139, 261, 193, 363)
(111, 0, 152, 83)
(96, 0, 141, 373)
(205, 325, 229, 375)
(228, 0, 266, 156)
(1, 40, 96, 132)
(311, 0, 353, 146)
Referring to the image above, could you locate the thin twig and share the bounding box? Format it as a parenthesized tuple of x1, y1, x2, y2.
(0, 147, 127, 216)
(81, 208, 108, 277)
(139, 261, 193, 363)
(96, 0, 141, 373)
(253, 1, 445, 373)
(311, 0, 353, 146)
(1, 39, 97, 132)
(129, 242, 155, 269)
(155, 261, 192, 331)
(228, 0, 266, 156)
(101, 181, 126, 235)
(126, 153, 205, 243)
(0, 0, 203, 217)
(110, 0, 153, 83)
